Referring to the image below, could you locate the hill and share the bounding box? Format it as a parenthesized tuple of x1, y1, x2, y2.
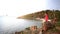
(18, 10, 60, 21)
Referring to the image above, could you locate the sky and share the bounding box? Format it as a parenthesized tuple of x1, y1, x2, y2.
(0, 0, 60, 17)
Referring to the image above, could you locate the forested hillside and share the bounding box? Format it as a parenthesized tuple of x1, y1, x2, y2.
(18, 10, 60, 21)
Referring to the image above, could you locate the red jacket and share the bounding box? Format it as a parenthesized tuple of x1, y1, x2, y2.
(45, 14, 48, 22)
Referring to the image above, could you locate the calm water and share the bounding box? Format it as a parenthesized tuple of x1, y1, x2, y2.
(0, 16, 42, 34)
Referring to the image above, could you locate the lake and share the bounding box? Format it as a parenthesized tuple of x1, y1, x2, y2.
(0, 16, 42, 34)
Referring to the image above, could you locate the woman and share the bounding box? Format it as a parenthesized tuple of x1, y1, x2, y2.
(45, 13, 48, 22)
(42, 13, 49, 32)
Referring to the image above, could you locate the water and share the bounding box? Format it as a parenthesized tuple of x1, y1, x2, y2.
(0, 16, 42, 34)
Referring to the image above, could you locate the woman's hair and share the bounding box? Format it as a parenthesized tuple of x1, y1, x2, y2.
(45, 12, 48, 14)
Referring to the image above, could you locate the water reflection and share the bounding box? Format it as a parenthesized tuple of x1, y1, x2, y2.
(0, 16, 42, 34)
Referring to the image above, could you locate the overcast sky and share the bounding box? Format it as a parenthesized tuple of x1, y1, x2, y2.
(0, 0, 60, 17)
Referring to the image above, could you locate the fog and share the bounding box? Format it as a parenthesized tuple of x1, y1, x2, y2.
(0, 0, 60, 17)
